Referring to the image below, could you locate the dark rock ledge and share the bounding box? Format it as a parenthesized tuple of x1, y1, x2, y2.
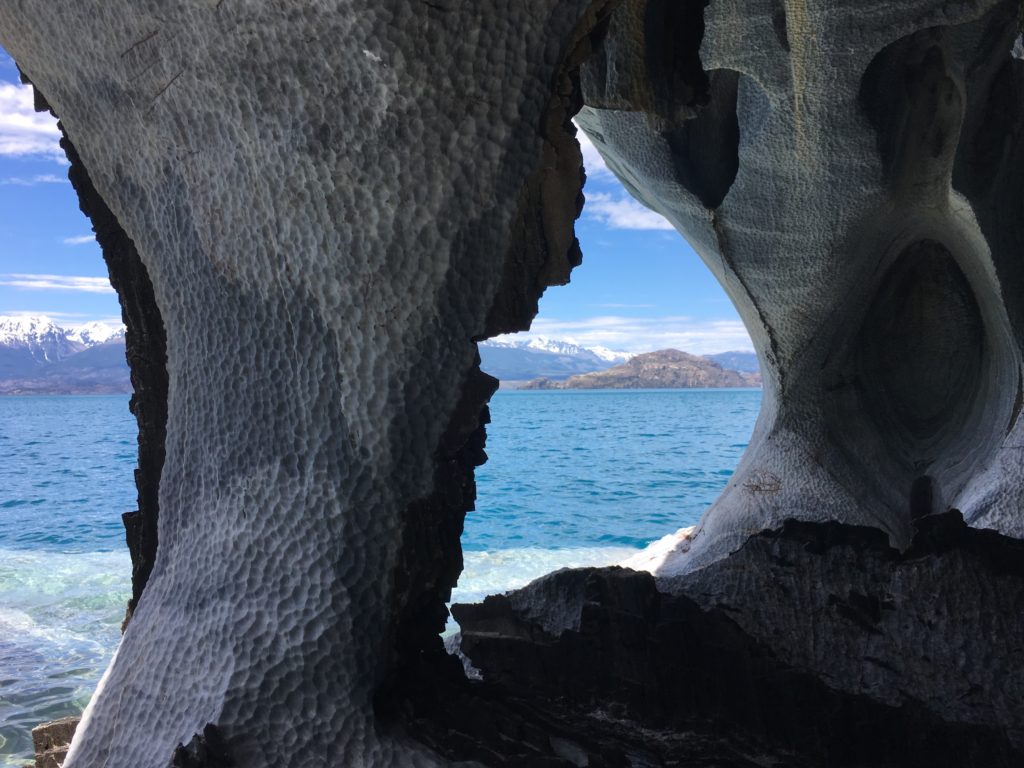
(28, 717, 78, 768)
(398, 511, 1024, 767)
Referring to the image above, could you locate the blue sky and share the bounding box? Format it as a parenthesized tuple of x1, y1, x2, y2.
(0, 46, 751, 353)
(0, 49, 121, 330)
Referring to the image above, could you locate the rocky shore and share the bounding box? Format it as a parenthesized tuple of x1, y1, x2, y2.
(441, 511, 1024, 765)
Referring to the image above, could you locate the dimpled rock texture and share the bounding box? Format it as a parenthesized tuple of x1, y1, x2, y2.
(0, 1, 612, 765)
(5, 0, 1024, 766)
(577, 0, 1024, 572)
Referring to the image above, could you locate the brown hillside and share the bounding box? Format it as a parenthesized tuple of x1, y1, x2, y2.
(520, 349, 761, 390)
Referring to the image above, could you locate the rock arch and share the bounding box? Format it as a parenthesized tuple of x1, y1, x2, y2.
(1, 0, 1021, 765)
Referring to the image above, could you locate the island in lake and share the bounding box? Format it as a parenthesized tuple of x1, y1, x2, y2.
(518, 349, 761, 390)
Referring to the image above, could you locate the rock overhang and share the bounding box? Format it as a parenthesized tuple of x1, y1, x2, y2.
(0, 0, 1021, 765)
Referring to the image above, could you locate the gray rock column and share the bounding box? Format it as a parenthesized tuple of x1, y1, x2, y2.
(0, 2, 610, 765)
(578, 0, 1024, 572)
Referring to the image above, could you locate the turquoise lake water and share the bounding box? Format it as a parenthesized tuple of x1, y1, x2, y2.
(0, 389, 760, 763)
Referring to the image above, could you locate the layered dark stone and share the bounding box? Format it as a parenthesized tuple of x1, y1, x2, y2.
(448, 512, 1024, 767)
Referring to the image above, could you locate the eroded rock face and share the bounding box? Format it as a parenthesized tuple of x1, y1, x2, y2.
(30, 717, 79, 768)
(0, 2, 611, 765)
(576, 0, 1024, 570)
(1, 0, 1021, 766)
(454, 513, 1024, 765)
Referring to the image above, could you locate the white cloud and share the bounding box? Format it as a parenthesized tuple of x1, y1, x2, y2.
(584, 191, 674, 231)
(574, 122, 612, 180)
(515, 315, 753, 355)
(0, 273, 114, 294)
(62, 235, 95, 246)
(0, 81, 63, 160)
(0, 173, 67, 186)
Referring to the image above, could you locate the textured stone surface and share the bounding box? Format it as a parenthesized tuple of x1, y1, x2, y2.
(673, 511, 1024, 749)
(2, 1, 1022, 766)
(170, 724, 234, 768)
(577, 0, 1024, 571)
(0, 1, 611, 765)
(453, 514, 1024, 766)
(30, 717, 78, 768)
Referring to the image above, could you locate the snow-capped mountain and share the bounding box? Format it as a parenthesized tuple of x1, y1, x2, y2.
(478, 335, 633, 382)
(0, 315, 84, 367)
(0, 315, 129, 393)
(66, 320, 124, 346)
(483, 335, 633, 361)
(478, 335, 758, 385)
(588, 345, 633, 364)
(525, 336, 632, 363)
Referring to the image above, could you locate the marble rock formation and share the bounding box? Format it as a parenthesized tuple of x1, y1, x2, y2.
(577, 0, 1024, 572)
(454, 512, 1024, 765)
(0, 0, 1021, 766)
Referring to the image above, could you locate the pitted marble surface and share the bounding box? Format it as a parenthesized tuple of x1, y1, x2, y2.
(2, 0, 1023, 764)
(580, 0, 1024, 574)
(0, 1, 604, 765)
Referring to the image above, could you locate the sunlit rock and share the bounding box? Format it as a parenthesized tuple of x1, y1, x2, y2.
(1, 0, 1021, 765)
(0, 1, 611, 764)
(30, 717, 79, 768)
(578, 0, 1024, 572)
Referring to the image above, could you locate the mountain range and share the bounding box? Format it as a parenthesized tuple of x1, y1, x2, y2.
(0, 316, 129, 394)
(477, 336, 632, 381)
(478, 337, 758, 384)
(519, 349, 761, 390)
(0, 316, 759, 394)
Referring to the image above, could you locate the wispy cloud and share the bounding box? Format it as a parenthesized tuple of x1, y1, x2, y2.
(0, 82, 63, 160)
(584, 191, 674, 231)
(0, 173, 67, 186)
(592, 303, 656, 309)
(62, 235, 95, 246)
(0, 273, 114, 294)
(514, 315, 753, 355)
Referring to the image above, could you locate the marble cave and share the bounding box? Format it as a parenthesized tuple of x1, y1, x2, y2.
(2, 0, 1023, 765)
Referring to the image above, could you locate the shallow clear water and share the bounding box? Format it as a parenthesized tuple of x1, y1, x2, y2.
(0, 396, 136, 764)
(0, 389, 760, 764)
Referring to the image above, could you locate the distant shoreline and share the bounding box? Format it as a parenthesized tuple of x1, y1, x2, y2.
(515, 349, 761, 390)
(0, 385, 764, 395)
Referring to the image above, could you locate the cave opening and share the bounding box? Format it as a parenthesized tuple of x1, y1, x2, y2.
(0, 1, 1017, 765)
(442, 0, 766, 631)
(448, 119, 763, 628)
